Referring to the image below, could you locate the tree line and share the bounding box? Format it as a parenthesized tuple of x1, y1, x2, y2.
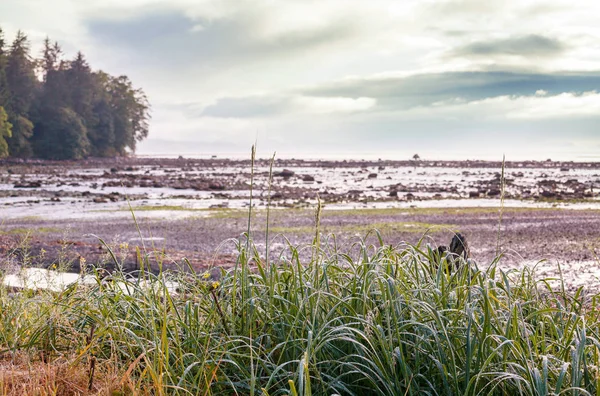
(0, 27, 150, 160)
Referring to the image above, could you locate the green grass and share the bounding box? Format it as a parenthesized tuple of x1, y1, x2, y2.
(0, 226, 61, 235)
(267, 221, 457, 235)
(322, 206, 563, 217)
(99, 205, 251, 219)
(127, 205, 190, 211)
(2, 233, 600, 395)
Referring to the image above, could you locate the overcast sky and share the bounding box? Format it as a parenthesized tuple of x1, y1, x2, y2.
(1, 0, 600, 160)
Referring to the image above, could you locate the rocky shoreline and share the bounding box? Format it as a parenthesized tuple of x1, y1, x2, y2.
(1, 157, 599, 208)
(1, 157, 600, 291)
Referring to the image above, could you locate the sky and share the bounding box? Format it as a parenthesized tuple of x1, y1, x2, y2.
(1, 0, 600, 161)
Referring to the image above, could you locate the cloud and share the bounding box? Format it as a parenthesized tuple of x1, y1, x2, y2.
(201, 94, 376, 117)
(85, 6, 359, 71)
(395, 91, 600, 120)
(455, 34, 564, 57)
(302, 71, 600, 109)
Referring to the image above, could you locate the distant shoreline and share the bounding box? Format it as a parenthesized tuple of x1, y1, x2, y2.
(1, 155, 600, 169)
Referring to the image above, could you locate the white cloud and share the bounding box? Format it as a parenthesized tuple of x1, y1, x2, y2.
(291, 96, 376, 114)
(397, 91, 600, 121)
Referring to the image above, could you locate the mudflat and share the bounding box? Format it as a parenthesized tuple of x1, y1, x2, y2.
(1, 157, 599, 290)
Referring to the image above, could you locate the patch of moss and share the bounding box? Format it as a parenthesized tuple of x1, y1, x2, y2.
(0, 227, 61, 235)
(125, 205, 188, 211)
(267, 225, 315, 234)
(266, 221, 458, 235)
(340, 221, 458, 234)
(209, 209, 254, 219)
(322, 206, 559, 217)
(14, 216, 43, 222)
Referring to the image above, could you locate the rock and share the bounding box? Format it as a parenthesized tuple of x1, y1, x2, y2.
(93, 197, 108, 203)
(208, 183, 225, 191)
(368, 173, 378, 179)
(276, 169, 295, 178)
(560, 168, 570, 172)
(14, 181, 42, 188)
(469, 191, 480, 198)
(302, 175, 315, 182)
(487, 189, 501, 197)
(541, 190, 556, 198)
(110, 167, 118, 173)
(389, 190, 398, 197)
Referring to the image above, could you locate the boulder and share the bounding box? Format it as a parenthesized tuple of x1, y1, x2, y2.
(276, 169, 295, 178)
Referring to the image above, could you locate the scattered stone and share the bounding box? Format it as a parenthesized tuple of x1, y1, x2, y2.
(208, 183, 226, 191)
(276, 169, 295, 178)
(368, 173, 378, 179)
(302, 175, 315, 182)
(541, 190, 556, 198)
(14, 181, 42, 188)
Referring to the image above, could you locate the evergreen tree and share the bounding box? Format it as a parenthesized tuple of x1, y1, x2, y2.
(0, 27, 9, 107)
(88, 73, 117, 157)
(5, 30, 37, 157)
(31, 39, 72, 157)
(34, 107, 89, 160)
(109, 75, 150, 155)
(0, 25, 150, 160)
(0, 106, 12, 157)
(67, 52, 94, 119)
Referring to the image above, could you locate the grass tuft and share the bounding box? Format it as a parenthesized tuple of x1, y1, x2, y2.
(1, 233, 599, 395)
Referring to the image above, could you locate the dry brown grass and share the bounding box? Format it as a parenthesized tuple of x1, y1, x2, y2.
(0, 353, 125, 396)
